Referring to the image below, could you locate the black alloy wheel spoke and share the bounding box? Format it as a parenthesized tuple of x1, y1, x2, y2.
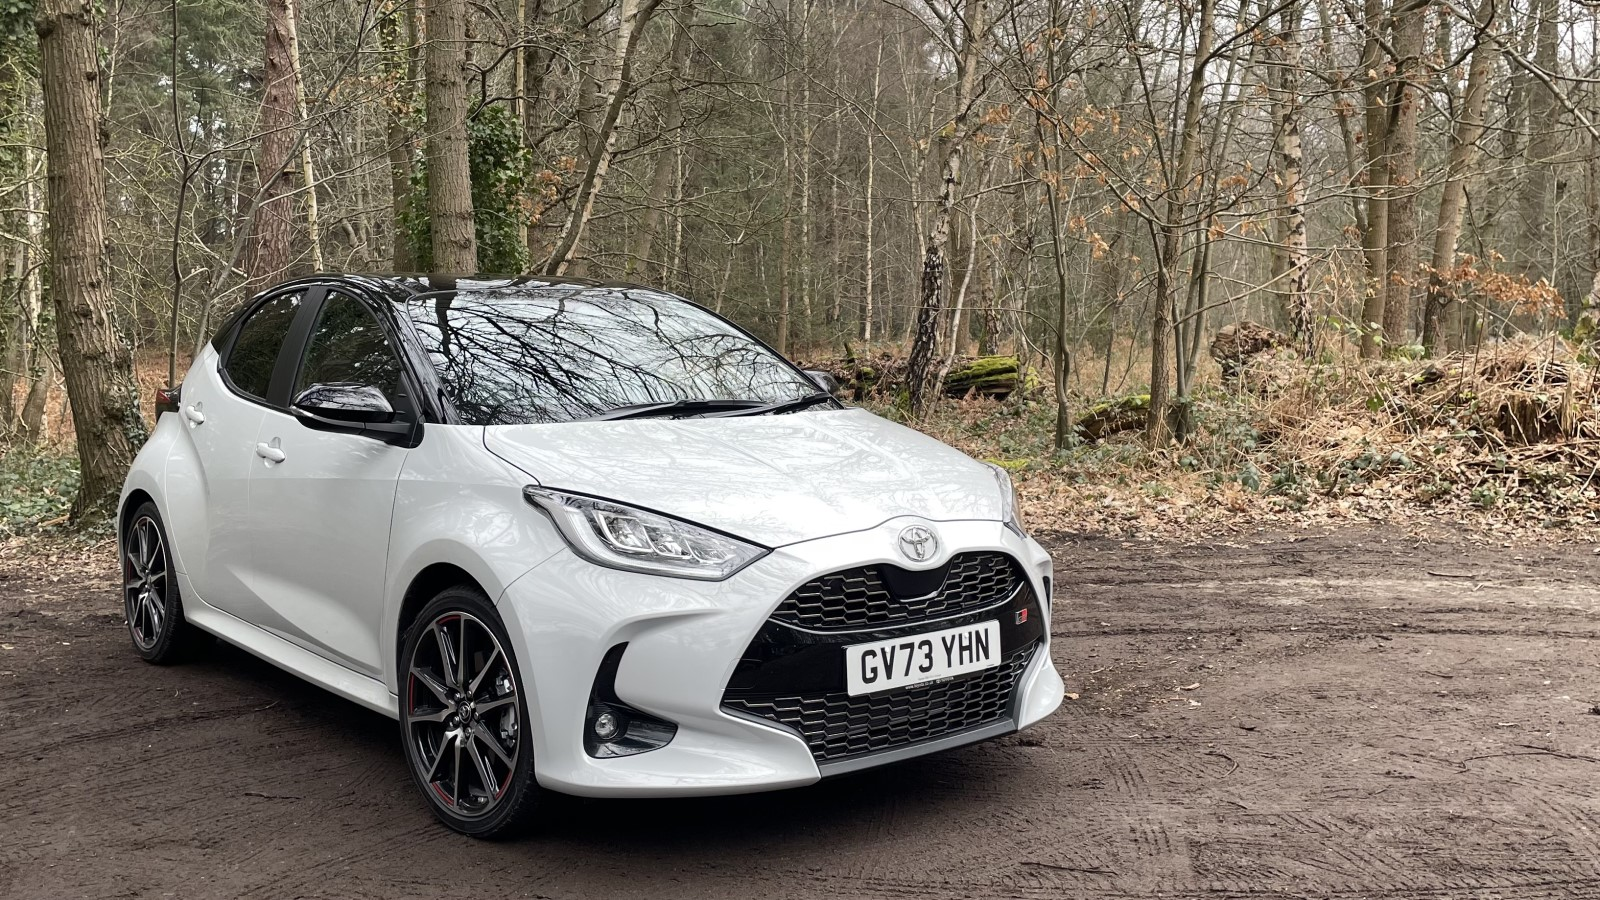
(124, 517, 167, 649)
(406, 611, 520, 817)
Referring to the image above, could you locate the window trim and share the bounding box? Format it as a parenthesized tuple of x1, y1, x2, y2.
(217, 286, 325, 410)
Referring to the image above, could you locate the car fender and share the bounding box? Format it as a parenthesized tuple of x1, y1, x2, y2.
(382, 425, 566, 694)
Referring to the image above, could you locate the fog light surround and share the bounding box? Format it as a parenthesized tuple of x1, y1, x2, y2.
(584, 643, 678, 759)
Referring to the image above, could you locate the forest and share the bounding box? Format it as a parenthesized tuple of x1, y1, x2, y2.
(1, 0, 1598, 537)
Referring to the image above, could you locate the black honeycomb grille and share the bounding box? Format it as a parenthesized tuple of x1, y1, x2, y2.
(723, 643, 1036, 763)
(771, 552, 1021, 631)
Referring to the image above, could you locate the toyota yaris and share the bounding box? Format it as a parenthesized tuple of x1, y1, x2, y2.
(118, 275, 1064, 836)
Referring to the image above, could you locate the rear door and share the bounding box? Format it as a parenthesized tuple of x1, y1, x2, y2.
(245, 289, 415, 676)
(163, 288, 309, 608)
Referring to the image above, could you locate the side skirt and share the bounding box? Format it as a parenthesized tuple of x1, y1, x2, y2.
(181, 583, 399, 719)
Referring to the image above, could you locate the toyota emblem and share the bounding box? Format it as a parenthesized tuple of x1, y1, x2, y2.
(897, 525, 938, 563)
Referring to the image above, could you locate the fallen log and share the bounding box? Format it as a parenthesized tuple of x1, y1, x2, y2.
(1075, 393, 1149, 440)
(944, 355, 1021, 398)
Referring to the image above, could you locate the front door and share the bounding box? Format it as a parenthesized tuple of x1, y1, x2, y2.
(246, 290, 414, 676)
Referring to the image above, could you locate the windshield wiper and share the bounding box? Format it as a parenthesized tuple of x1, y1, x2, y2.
(709, 391, 835, 418)
(580, 398, 768, 421)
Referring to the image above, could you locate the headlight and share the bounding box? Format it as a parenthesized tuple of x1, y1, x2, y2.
(523, 487, 767, 581)
(984, 463, 1026, 537)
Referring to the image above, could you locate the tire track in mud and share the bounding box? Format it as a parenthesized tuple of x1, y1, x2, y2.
(4, 529, 1600, 899)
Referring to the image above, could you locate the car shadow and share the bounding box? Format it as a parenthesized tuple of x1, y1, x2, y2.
(190, 634, 1040, 850)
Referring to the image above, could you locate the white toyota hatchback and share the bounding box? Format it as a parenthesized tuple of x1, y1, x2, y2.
(119, 275, 1064, 836)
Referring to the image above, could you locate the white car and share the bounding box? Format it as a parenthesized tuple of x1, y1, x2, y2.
(119, 275, 1064, 836)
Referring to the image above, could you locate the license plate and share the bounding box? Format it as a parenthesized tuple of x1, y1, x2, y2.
(844, 620, 1002, 696)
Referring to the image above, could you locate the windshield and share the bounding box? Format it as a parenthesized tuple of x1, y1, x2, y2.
(402, 282, 820, 425)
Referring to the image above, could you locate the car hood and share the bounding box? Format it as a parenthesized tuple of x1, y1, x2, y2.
(483, 408, 1002, 547)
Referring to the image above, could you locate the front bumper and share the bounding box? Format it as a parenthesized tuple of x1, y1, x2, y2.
(497, 517, 1064, 797)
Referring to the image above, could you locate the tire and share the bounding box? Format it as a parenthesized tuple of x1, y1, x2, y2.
(398, 586, 540, 838)
(121, 501, 195, 664)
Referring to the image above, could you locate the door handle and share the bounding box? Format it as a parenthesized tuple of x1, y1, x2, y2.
(183, 404, 205, 425)
(255, 442, 286, 463)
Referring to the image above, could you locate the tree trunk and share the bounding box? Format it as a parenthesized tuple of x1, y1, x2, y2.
(1316, 0, 1368, 237)
(286, 0, 321, 271)
(906, 0, 987, 419)
(521, 0, 555, 258)
(37, 0, 148, 519)
(18, 140, 46, 441)
(423, 0, 478, 273)
(382, 2, 417, 271)
(1148, 0, 1215, 444)
(1519, 0, 1558, 280)
(1382, 1, 1427, 346)
(543, 0, 660, 275)
(243, 0, 298, 295)
(626, 1, 695, 277)
(0, 244, 24, 429)
(863, 42, 883, 342)
(1273, 0, 1313, 356)
(1357, 0, 1390, 358)
(776, 15, 795, 355)
(797, 0, 814, 346)
(1421, 0, 1493, 354)
(19, 372, 50, 443)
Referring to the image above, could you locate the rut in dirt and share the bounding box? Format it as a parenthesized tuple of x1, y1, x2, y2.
(2, 529, 1599, 900)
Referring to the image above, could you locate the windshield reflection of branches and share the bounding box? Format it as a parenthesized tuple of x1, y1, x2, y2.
(407, 288, 811, 425)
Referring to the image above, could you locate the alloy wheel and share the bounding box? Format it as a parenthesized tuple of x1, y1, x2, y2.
(123, 516, 167, 650)
(405, 612, 522, 819)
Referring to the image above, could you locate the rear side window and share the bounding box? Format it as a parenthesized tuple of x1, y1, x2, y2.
(295, 293, 406, 402)
(223, 292, 302, 400)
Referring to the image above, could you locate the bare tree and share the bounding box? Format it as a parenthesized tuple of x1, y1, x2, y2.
(37, 0, 147, 517)
(1357, 0, 1391, 358)
(1147, 0, 1215, 443)
(381, 1, 419, 271)
(1272, 0, 1312, 355)
(424, 0, 478, 273)
(1421, 0, 1494, 354)
(626, 0, 697, 279)
(906, 0, 989, 418)
(543, 0, 663, 275)
(242, 0, 298, 294)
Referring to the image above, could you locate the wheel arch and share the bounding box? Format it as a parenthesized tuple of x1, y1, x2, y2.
(396, 562, 488, 664)
(119, 488, 156, 538)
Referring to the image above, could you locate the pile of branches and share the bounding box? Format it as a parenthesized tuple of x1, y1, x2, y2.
(1245, 336, 1600, 521)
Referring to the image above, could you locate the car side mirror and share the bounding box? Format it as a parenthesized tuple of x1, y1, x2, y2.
(291, 383, 420, 447)
(292, 383, 397, 424)
(804, 369, 841, 396)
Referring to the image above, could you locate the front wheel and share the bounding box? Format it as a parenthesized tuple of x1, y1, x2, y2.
(122, 502, 195, 664)
(399, 587, 540, 837)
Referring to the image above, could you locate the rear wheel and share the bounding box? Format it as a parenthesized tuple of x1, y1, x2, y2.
(399, 587, 539, 837)
(121, 502, 194, 664)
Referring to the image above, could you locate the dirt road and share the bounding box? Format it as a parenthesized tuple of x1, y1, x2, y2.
(3, 529, 1599, 899)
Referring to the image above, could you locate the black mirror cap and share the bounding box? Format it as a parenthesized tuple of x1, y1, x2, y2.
(803, 369, 841, 396)
(291, 382, 397, 425)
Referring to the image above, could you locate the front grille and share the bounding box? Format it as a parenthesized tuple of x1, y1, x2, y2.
(771, 551, 1022, 631)
(724, 643, 1036, 763)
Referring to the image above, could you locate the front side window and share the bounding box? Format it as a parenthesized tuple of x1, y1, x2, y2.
(403, 284, 817, 425)
(224, 291, 303, 400)
(295, 292, 406, 402)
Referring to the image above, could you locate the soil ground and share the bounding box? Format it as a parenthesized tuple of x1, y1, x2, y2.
(3, 528, 1600, 899)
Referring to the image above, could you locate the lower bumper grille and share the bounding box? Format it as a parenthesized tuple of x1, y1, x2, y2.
(724, 642, 1037, 763)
